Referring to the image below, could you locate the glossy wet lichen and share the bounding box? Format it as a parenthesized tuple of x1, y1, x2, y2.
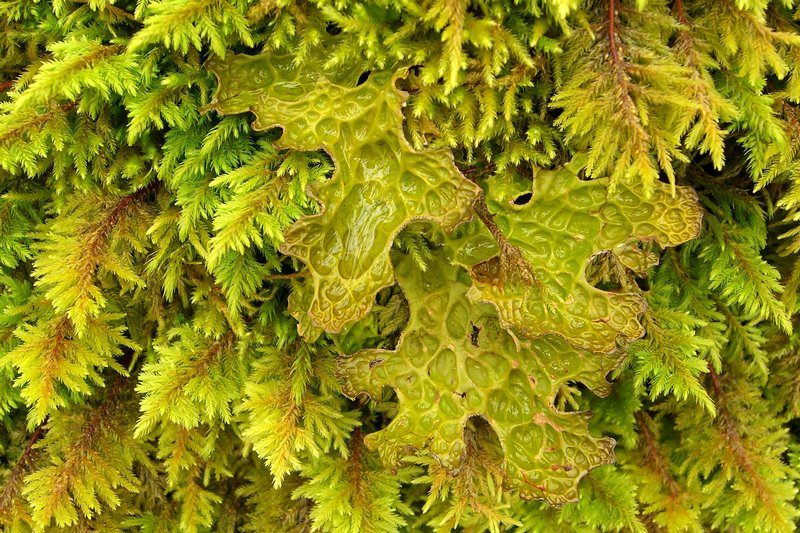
(447, 158, 703, 353)
(339, 251, 624, 504)
(208, 50, 479, 334)
(209, 47, 704, 506)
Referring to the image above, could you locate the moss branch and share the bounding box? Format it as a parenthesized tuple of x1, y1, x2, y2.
(706, 365, 779, 516)
(0, 421, 47, 517)
(634, 411, 682, 499)
(470, 187, 538, 288)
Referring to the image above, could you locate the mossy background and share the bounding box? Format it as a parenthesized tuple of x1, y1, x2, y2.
(0, 1, 799, 532)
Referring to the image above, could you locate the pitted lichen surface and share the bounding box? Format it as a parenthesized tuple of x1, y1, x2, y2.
(208, 49, 703, 505)
(447, 160, 703, 354)
(339, 251, 624, 504)
(208, 51, 480, 333)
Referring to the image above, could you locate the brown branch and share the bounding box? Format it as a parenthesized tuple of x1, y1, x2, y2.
(635, 411, 682, 498)
(42, 377, 130, 508)
(0, 102, 77, 147)
(674, 0, 689, 25)
(605, 0, 650, 153)
(183, 267, 248, 332)
(608, 0, 621, 65)
(0, 421, 48, 515)
(471, 193, 538, 288)
(461, 164, 544, 290)
(89, 183, 158, 245)
(346, 428, 369, 511)
(102, 4, 138, 22)
(0, 43, 123, 146)
(157, 331, 237, 405)
(194, 331, 236, 376)
(706, 365, 777, 514)
(76, 183, 159, 291)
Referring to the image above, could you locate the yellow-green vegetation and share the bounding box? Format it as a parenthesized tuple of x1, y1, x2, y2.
(0, 1, 799, 532)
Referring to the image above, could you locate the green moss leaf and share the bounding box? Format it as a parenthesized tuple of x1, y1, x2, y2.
(208, 48, 480, 333)
(339, 251, 624, 505)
